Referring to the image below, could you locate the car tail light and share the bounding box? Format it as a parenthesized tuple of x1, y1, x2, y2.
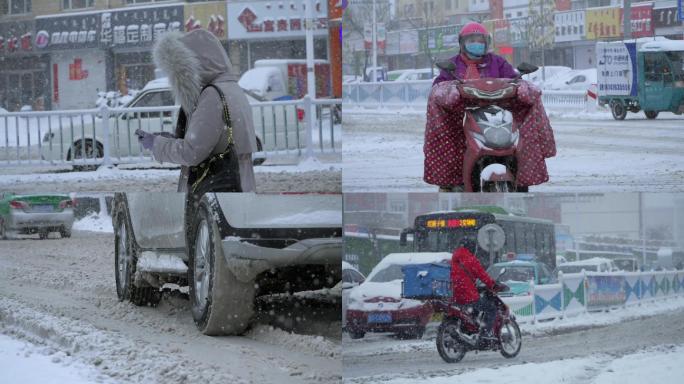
(9, 200, 29, 209)
(59, 199, 73, 209)
(297, 108, 305, 122)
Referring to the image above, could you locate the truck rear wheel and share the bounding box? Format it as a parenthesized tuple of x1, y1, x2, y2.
(645, 111, 658, 119)
(610, 100, 627, 120)
(114, 200, 162, 307)
(187, 195, 255, 335)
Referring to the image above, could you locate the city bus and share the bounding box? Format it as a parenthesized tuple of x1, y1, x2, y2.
(399, 206, 556, 270)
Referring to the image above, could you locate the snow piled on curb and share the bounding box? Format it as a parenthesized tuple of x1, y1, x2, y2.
(521, 295, 684, 335)
(361, 344, 684, 384)
(73, 212, 113, 233)
(0, 296, 244, 384)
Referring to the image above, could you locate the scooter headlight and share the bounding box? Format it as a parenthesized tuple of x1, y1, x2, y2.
(483, 125, 514, 149)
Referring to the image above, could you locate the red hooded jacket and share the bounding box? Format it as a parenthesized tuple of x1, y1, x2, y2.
(450, 247, 496, 304)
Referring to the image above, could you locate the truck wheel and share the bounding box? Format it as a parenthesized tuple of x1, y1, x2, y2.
(348, 329, 365, 339)
(187, 195, 255, 335)
(252, 137, 265, 166)
(39, 230, 49, 240)
(60, 226, 72, 238)
(114, 202, 162, 307)
(645, 111, 658, 119)
(610, 100, 627, 120)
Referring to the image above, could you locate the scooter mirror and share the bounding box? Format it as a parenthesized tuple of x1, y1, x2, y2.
(497, 268, 507, 280)
(516, 62, 538, 75)
(436, 60, 456, 72)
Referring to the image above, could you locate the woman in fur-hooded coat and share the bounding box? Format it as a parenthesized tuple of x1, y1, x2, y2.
(151, 28, 256, 192)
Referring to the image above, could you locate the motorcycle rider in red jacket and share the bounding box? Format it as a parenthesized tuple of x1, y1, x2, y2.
(450, 237, 507, 340)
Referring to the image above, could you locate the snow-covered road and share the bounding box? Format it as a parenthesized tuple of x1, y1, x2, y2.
(0, 231, 341, 383)
(342, 112, 684, 192)
(0, 161, 341, 193)
(342, 303, 684, 382)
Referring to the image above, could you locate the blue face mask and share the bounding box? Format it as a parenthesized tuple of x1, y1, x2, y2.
(465, 42, 486, 57)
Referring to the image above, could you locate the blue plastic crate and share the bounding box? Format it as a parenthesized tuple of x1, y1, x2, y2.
(402, 262, 452, 299)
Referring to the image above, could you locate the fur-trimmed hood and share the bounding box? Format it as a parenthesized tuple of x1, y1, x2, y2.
(153, 29, 236, 115)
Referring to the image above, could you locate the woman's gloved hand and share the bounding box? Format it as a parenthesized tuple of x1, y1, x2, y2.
(135, 129, 155, 150)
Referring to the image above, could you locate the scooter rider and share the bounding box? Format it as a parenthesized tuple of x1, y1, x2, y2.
(424, 21, 556, 192)
(450, 237, 508, 340)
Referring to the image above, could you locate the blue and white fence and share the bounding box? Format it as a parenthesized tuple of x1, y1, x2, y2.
(502, 270, 684, 324)
(0, 98, 341, 168)
(343, 81, 592, 113)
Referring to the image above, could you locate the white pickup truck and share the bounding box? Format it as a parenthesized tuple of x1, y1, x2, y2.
(112, 192, 342, 335)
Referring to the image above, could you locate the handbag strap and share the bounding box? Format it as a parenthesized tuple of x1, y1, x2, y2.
(189, 84, 236, 193)
(202, 83, 234, 147)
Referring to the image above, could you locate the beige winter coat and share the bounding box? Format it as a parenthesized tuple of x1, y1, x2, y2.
(151, 29, 256, 192)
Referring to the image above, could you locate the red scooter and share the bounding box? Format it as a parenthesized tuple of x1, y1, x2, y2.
(435, 61, 539, 192)
(432, 271, 522, 363)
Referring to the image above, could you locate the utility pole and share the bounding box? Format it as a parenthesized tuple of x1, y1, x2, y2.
(623, 0, 632, 40)
(540, 0, 546, 82)
(304, 0, 316, 159)
(372, 0, 378, 82)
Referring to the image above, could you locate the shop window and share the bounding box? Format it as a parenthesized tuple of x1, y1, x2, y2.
(63, 0, 93, 9)
(2, 0, 31, 14)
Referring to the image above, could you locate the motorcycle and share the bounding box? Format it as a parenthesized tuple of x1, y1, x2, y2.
(432, 270, 522, 363)
(435, 61, 540, 192)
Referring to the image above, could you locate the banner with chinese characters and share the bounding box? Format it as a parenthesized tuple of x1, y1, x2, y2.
(554, 10, 585, 43)
(653, 7, 682, 29)
(585, 7, 621, 40)
(621, 3, 653, 38)
(101, 4, 183, 48)
(227, 1, 329, 40)
(0, 20, 34, 56)
(35, 14, 100, 51)
(184, 2, 227, 41)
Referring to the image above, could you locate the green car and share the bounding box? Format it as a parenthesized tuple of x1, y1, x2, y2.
(487, 260, 556, 297)
(0, 192, 75, 240)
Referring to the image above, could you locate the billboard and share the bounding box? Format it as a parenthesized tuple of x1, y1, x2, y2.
(586, 7, 621, 39)
(227, 1, 329, 40)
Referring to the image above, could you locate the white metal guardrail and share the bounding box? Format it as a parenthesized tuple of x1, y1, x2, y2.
(343, 81, 591, 112)
(0, 98, 340, 168)
(501, 270, 684, 324)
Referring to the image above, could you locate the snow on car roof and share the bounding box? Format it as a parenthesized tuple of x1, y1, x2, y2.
(365, 252, 451, 281)
(142, 77, 170, 92)
(494, 260, 537, 267)
(342, 260, 362, 273)
(639, 40, 684, 52)
(238, 67, 279, 92)
(561, 257, 613, 266)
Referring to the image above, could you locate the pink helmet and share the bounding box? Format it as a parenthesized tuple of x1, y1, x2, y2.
(459, 22, 491, 52)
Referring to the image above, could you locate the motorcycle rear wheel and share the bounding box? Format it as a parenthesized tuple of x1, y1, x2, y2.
(499, 318, 522, 358)
(436, 320, 467, 363)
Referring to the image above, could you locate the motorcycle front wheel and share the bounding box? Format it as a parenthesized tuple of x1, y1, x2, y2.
(436, 319, 467, 363)
(499, 317, 522, 358)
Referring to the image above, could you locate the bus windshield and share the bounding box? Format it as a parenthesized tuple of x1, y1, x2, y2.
(417, 229, 477, 253)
